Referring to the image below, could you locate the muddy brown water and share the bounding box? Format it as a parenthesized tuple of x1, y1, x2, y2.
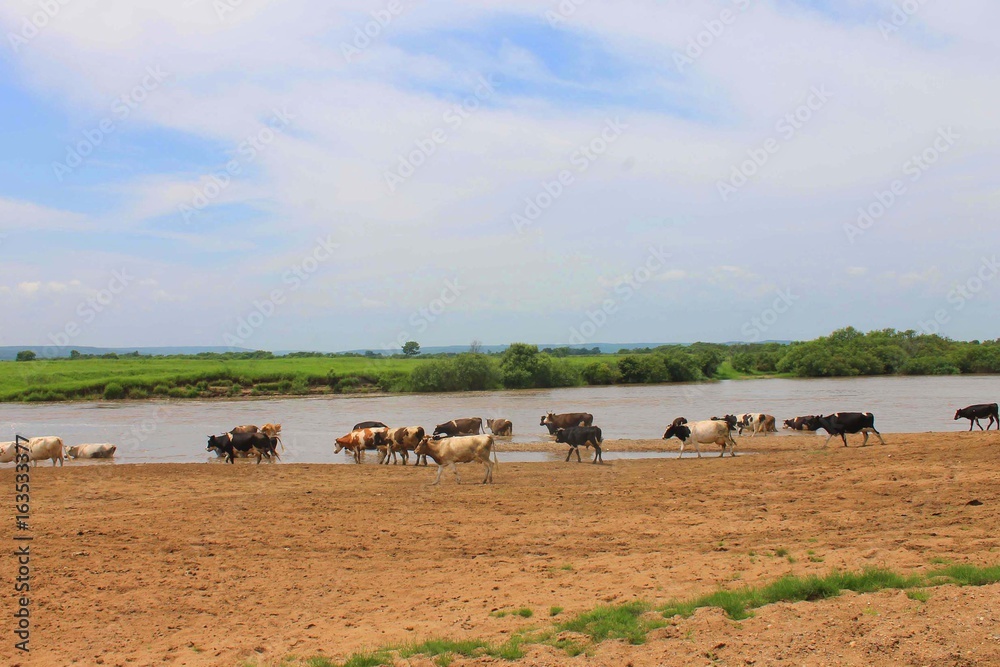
(0, 375, 995, 464)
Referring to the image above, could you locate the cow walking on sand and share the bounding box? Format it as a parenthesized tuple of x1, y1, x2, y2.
(415, 435, 497, 485)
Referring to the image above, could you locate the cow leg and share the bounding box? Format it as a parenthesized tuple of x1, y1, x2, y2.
(482, 461, 492, 484)
(872, 428, 886, 445)
(976, 418, 984, 431)
(694, 441, 701, 458)
(592, 444, 602, 464)
(431, 465, 443, 485)
(565, 448, 572, 462)
(822, 433, 834, 448)
(451, 462, 462, 484)
(727, 436, 737, 457)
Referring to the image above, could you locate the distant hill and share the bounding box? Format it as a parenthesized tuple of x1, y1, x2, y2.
(0, 345, 251, 360)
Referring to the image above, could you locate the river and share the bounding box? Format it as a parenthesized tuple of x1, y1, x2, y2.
(0, 375, 995, 464)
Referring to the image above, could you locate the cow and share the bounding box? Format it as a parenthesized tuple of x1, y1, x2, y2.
(334, 428, 386, 464)
(231, 423, 284, 451)
(353, 420, 388, 431)
(24, 436, 65, 467)
(432, 418, 484, 437)
(801, 413, 886, 447)
(736, 413, 777, 437)
(379, 426, 426, 465)
(783, 416, 818, 431)
(540, 412, 594, 435)
(711, 415, 738, 430)
(207, 432, 279, 464)
(67, 443, 117, 459)
(487, 418, 513, 436)
(954, 403, 999, 431)
(414, 434, 497, 485)
(0, 442, 16, 463)
(555, 426, 604, 463)
(662, 418, 737, 458)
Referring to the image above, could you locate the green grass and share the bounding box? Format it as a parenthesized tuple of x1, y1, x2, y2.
(280, 563, 1000, 667)
(490, 607, 533, 619)
(0, 355, 423, 402)
(661, 564, 1000, 621)
(555, 601, 664, 644)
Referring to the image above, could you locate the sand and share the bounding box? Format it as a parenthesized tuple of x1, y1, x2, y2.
(2, 431, 999, 666)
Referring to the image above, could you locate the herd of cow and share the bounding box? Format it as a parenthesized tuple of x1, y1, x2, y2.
(1, 403, 995, 480)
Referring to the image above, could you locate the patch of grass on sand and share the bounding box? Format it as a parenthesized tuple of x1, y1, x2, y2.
(660, 564, 1000, 621)
(554, 601, 664, 645)
(491, 607, 533, 618)
(298, 563, 1000, 666)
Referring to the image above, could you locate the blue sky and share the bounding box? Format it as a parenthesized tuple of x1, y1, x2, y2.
(0, 0, 997, 351)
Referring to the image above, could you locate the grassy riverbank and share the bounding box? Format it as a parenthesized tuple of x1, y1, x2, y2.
(3, 326, 998, 402)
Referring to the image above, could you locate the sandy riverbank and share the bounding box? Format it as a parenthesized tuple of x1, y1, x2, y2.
(1, 431, 998, 666)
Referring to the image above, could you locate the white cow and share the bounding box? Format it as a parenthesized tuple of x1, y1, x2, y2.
(414, 435, 497, 485)
(0, 438, 64, 466)
(0, 441, 16, 463)
(28, 436, 65, 466)
(662, 419, 737, 458)
(67, 443, 117, 459)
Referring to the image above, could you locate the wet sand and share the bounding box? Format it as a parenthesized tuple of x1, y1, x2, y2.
(2, 431, 998, 666)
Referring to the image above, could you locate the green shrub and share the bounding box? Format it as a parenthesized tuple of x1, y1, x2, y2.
(103, 382, 125, 400)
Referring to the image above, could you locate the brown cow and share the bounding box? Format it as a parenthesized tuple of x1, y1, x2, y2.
(486, 418, 513, 436)
(334, 428, 386, 464)
(540, 412, 593, 435)
(379, 426, 426, 465)
(432, 418, 484, 437)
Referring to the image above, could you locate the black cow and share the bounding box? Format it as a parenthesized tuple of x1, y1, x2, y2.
(207, 432, 279, 464)
(954, 403, 999, 431)
(353, 420, 388, 431)
(802, 412, 885, 447)
(783, 416, 818, 431)
(711, 415, 738, 430)
(555, 426, 604, 463)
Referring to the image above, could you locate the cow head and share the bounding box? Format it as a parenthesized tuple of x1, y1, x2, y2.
(415, 436, 431, 456)
(67, 445, 80, 457)
(662, 423, 691, 441)
(953, 409, 963, 421)
(554, 428, 567, 443)
(206, 434, 229, 454)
